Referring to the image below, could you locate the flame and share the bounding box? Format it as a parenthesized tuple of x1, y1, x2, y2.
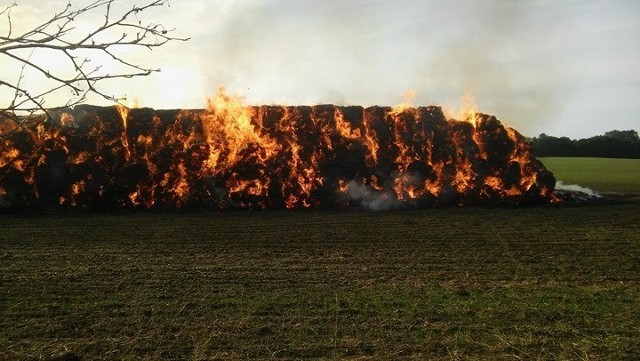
(334, 108, 360, 140)
(0, 88, 558, 210)
(0, 148, 19, 168)
(116, 104, 132, 161)
(201, 88, 279, 172)
(444, 93, 480, 126)
(391, 89, 417, 115)
(60, 112, 75, 128)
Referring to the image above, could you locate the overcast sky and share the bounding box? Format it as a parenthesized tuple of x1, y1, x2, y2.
(1, 0, 639, 138)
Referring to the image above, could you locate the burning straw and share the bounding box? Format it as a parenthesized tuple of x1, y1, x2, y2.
(0, 90, 558, 211)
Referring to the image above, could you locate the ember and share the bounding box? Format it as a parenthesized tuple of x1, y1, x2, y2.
(0, 90, 558, 211)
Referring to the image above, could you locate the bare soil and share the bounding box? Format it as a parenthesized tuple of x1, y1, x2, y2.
(1, 204, 639, 360)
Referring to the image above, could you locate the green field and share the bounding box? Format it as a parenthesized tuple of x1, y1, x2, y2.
(541, 157, 640, 194)
(1, 157, 639, 360)
(1, 204, 639, 360)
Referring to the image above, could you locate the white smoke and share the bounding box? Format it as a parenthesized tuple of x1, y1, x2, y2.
(344, 181, 403, 211)
(555, 181, 600, 197)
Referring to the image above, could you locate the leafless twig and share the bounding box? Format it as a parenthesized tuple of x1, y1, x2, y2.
(0, 0, 189, 125)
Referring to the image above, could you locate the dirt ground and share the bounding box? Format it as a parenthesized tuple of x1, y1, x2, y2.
(1, 204, 639, 360)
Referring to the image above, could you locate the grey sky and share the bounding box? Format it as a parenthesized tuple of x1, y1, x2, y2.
(2, 0, 639, 138)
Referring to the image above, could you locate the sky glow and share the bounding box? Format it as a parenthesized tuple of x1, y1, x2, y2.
(1, 0, 639, 138)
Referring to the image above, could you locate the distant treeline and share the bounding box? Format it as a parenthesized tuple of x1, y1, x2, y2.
(528, 130, 640, 159)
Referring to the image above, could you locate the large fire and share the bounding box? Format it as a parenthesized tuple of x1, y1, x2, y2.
(0, 89, 558, 211)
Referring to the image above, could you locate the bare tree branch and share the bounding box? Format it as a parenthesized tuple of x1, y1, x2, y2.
(0, 0, 189, 127)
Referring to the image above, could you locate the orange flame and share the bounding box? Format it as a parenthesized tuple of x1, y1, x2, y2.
(0, 88, 558, 210)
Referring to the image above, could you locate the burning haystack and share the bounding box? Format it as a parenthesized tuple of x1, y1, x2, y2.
(0, 92, 558, 211)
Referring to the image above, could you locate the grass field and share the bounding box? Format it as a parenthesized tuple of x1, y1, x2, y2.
(1, 157, 639, 360)
(541, 157, 640, 194)
(1, 204, 639, 360)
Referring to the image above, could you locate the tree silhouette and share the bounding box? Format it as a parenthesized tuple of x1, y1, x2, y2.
(530, 130, 640, 159)
(0, 0, 188, 121)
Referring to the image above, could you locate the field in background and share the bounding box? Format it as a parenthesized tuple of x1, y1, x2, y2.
(541, 157, 640, 194)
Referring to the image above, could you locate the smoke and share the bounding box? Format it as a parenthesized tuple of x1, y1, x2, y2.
(4, 1, 639, 138)
(415, 1, 563, 134)
(192, 0, 565, 134)
(555, 181, 600, 197)
(343, 181, 403, 211)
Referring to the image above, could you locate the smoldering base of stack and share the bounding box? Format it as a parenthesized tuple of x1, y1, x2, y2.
(0, 104, 557, 211)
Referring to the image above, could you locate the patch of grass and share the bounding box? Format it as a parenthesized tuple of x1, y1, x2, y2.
(541, 157, 640, 194)
(1, 205, 639, 359)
